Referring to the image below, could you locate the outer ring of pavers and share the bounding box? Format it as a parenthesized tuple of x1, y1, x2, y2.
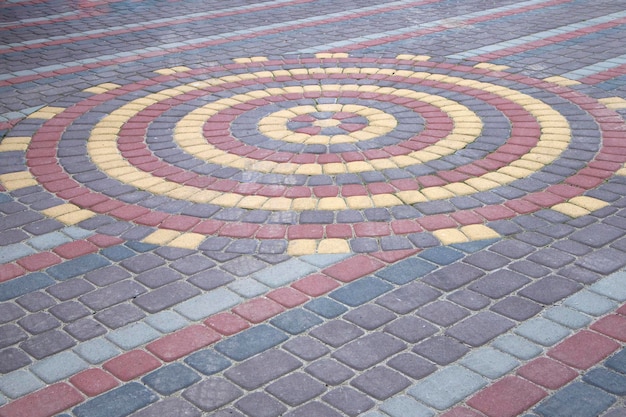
(23, 57, 626, 237)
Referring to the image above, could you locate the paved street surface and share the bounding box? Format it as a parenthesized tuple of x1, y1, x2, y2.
(1, 0, 626, 416)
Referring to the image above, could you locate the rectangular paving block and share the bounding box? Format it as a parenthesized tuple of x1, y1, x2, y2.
(225, 349, 302, 390)
(253, 258, 317, 287)
(47, 254, 110, 280)
(29, 351, 88, 383)
(332, 333, 406, 371)
(446, 311, 515, 347)
(79, 280, 146, 310)
(73, 382, 158, 417)
(409, 366, 487, 410)
(0, 273, 54, 302)
(534, 382, 615, 417)
(215, 324, 288, 361)
(175, 288, 242, 321)
(467, 376, 546, 417)
(329, 277, 393, 307)
(0, 382, 83, 417)
(133, 281, 200, 314)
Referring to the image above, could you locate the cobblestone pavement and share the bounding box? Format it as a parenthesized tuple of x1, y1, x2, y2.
(1, 0, 626, 416)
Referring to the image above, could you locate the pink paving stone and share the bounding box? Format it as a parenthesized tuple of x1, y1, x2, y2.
(69, 368, 119, 397)
(451, 211, 483, 225)
(516, 357, 578, 390)
(617, 304, 626, 316)
(53, 240, 98, 259)
(90, 200, 125, 214)
(522, 192, 565, 207)
(253, 224, 286, 239)
(417, 175, 448, 187)
(565, 174, 605, 188)
(0, 263, 25, 283)
(418, 214, 457, 231)
(546, 184, 584, 198)
(134, 211, 170, 226)
(210, 179, 238, 192)
(578, 166, 614, 179)
(441, 407, 486, 417)
(44, 179, 79, 193)
(103, 350, 161, 381)
(341, 184, 368, 196)
(0, 383, 83, 417)
(313, 185, 339, 197)
(390, 178, 420, 191)
(325, 224, 353, 239)
(317, 154, 342, 164)
(232, 298, 285, 323)
(504, 199, 540, 215)
(367, 183, 396, 194)
(69, 193, 109, 208)
(109, 205, 150, 220)
(590, 314, 626, 342)
(322, 255, 385, 282)
(437, 170, 471, 183)
(147, 325, 221, 362)
(474, 205, 516, 221)
(391, 219, 423, 234)
(342, 151, 366, 162)
(205, 313, 250, 336)
(219, 223, 259, 238)
(287, 224, 324, 239)
(548, 330, 620, 370)
(354, 222, 391, 237)
(159, 214, 201, 231)
(266, 287, 309, 308)
(192, 220, 224, 234)
(467, 376, 546, 417)
(370, 249, 419, 263)
(87, 234, 124, 248)
(292, 154, 317, 164)
(257, 185, 287, 197)
(284, 186, 312, 198)
(291, 274, 340, 297)
(17, 252, 62, 271)
(57, 187, 89, 200)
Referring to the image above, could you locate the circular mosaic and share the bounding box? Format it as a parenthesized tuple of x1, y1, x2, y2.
(7, 55, 626, 253)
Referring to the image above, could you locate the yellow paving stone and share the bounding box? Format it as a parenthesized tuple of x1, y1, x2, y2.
(165, 187, 199, 200)
(369, 159, 398, 170)
(473, 63, 510, 71)
(304, 135, 332, 145)
(130, 177, 164, 189)
(83, 83, 121, 94)
(1, 177, 38, 190)
(421, 186, 455, 200)
(395, 190, 427, 204)
(27, 106, 65, 119)
(56, 209, 97, 225)
(117, 171, 151, 183)
(396, 54, 431, 61)
(497, 166, 534, 178)
(482, 172, 516, 185)
(436, 140, 467, 150)
(346, 196, 374, 209)
(346, 161, 374, 173)
(371, 194, 403, 207)
(544, 76, 581, 86)
(318, 197, 347, 211)
(143, 229, 181, 245)
(617, 167, 626, 176)
(188, 190, 221, 203)
(287, 239, 318, 256)
(443, 183, 477, 196)
(211, 194, 243, 208)
(146, 182, 180, 194)
(433, 228, 469, 245)
(209, 154, 242, 165)
(42, 203, 81, 218)
(318, 239, 351, 254)
(348, 130, 376, 141)
(551, 202, 590, 218)
(322, 163, 347, 175)
(295, 164, 323, 176)
(169, 233, 206, 249)
(406, 151, 439, 164)
(292, 198, 317, 211)
(461, 224, 500, 241)
(327, 135, 357, 144)
(568, 196, 610, 212)
(522, 153, 557, 164)
(315, 52, 349, 59)
(0, 136, 30, 151)
(465, 177, 500, 191)
(511, 159, 544, 171)
(261, 197, 292, 211)
(599, 97, 626, 109)
(271, 163, 299, 175)
(237, 195, 269, 210)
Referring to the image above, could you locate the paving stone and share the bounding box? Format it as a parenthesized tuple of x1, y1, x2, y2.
(131, 398, 201, 417)
(270, 308, 323, 334)
(534, 382, 615, 417)
(185, 349, 231, 376)
(253, 258, 317, 288)
(228, 277, 269, 298)
(343, 304, 396, 331)
(570, 223, 624, 247)
(463, 251, 509, 270)
(95, 303, 145, 329)
(305, 298, 348, 318)
(460, 347, 520, 379)
(0, 347, 31, 373)
(284, 401, 343, 417)
(79, 280, 146, 310)
(323, 386, 375, 416)
(47, 254, 110, 280)
(543, 306, 592, 329)
(0, 369, 44, 399)
(49, 301, 90, 322)
(30, 351, 88, 383)
(18, 311, 60, 334)
(20, 329, 75, 359)
(266, 372, 326, 406)
(74, 382, 158, 417)
(64, 317, 107, 341)
(188, 269, 235, 290)
(1, 274, 55, 302)
(332, 332, 406, 371)
(142, 363, 201, 395)
(387, 352, 437, 380)
(0, 303, 25, 324)
(120, 253, 165, 274)
(175, 288, 242, 321)
(582, 368, 626, 395)
(419, 246, 464, 265)
(413, 335, 469, 365)
(447, 289, 490, 310)
(491, 296, 543, 321)
(134, 281, 200, 313)
(47, 279, 95, 301)
(380, 395, 435, 417)
(516, 317, 571, 347)
(0, 324, 27, 349)
(221, 256, 268, 277)
(135, 267, 183, 289)
(510, 260, 551, 278)
(575, 248, 626, 275)
(446, 311, 515, 347)
(376, 282, 441, 314)
(375, 257, 437, 284)
(305, 358, 355, 386)
(225, 349, 302, 390)
(106, 322, 160, 349)
(282, 335, 330, 361)
(590, 271, 626, 301)
(519, 275, 582, 305)
(84, 265, 131, 287)
(527, 248, 575, 269)
(563, 290, 617, 316)
(409, 366, 487, 410)
(329, 277, 392, 307)
(384, 316, 438, 343)
(417, 300, 469, 326)
(235, 392, 287, 417)
(351, 366, 411, 400)
(144, 310, 189, 333)
(469, 269, 531, 299)
(216, 324, 288, 361)
(72, 338, 120, 364)
(171, 254, 216, 275)
(422, 263, 485, 291)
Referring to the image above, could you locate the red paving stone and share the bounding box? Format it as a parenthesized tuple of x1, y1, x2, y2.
(266, 287, 309, 307)
(16, 252, 62, 271)
(147, 325, 221, 361)
(547, 330, 620, 370)
(516, 357, 579, 390)
(590, 314, 626, 342)
(69, 368, 119, 397)
(103, 350, 161, 381)
(205, 312, 251, 336)
(322, 255, 385, 282)
(291, 274, 340, 296)
(0, 383, 83, 417)
(467, 376, 547, 417)
(232, 298, 285, 323)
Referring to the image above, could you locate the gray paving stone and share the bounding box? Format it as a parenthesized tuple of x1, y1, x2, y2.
(376, 282, 441, 314)
(375, 257, 437, 284)
(0, 324, 27, 349)
(175, 288, 242, 320)
(253, 258, 317, 287)
(310, 320, 364, 348)
(228, 277, 269, 298)
(332, 333, 406, 371)
(469, 269, 531, 299)
(225, 349, 302, 390)
(0, 347, 31, 373)
(0, 369, 44, 399)
(47, 279, 95, 301)
(47, 254, 110, 280)
(235, 392, 287, 417)
(460, 347, 520, 379)
(492, 334, 543, 360)
(0, 303, 25, 324)
(510, 260, 551, 278)
(422, 263, 485, 291)
(330, 277, 392, 307)
(142, 363, 201, 395)
(283, 336, 330, 361)
(583, 368, 626, 395)
(408, 365, 487, 410)
(305, 298, 348, 319)
(575, 248, 626, 275)
(131, 398, 201, 417)
(590, 271, 626, 301)
(106, 322, 160, 349)
(120, 253, 165, 273)
(30, 351, 88, 383)
(606, 348, 626, 374)
(379, 395, 435, 417)
(413, 335, 469, 365)
(79, 280, 146, 310)
(144, 310, 189, 333)
(519, 275, 582, 305)
(417, 300, 469, 326)
(135, 267, 183, 289)
(543, 306, 592, 329)
(515, 317, 571, 347)
(217, 324, 288, 361)
(0, 274, 55, 302)
(570, 223, 624, 247)
(64, 317, 107, 341)
(49, 301, 90, 322)
(284, 401, 342, 417)
(221, 256, 268, 277)
(19, 329, 75, 359)
(527, 248, 575, 269)
(171, 254, 216, 275)
(17, 311, 60, 334)
(446, 311, 515, 347)
(95, 303, 146, 329)
(351, 366, 411, 400)
(383, 316, 438, 343)
(563, 290, 617, 316)
(447, 289, 490, 310)
(85, 265, 132, 287)
(491, 296, 543, 321)
(463, 251, 509, 270)
(133, 281, 200, 313)
(534, 382, 615, 417)
(271, 308, 323, 335)
(188, 269, 235, 290)
(74, 382, 158, 417)
(387, 352, 437, 380)
(266, 372, 326, 406)
(344, 304, 396, 330)
(184, 379, 242, 413)
(72, 337, 120, 364)
(15, 291, 56, 312)
(323, 386, 375, 416)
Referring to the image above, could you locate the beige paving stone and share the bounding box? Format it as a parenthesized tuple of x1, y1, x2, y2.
(551, 202, 590, 218)
(169, 233, 206, 249)
(56, 210, 97, 225)
(143, 230, 181, 245)
(568, 196, 610, 212)
(461, 225, 500, 241)
(317, 239, 351, 254)
(433, 228, 469, 245)
(318, 197, 347, 211)
(287, 239, 317, 256)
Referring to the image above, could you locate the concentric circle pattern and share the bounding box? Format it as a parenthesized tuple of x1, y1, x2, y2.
(20, 56, 626, 252)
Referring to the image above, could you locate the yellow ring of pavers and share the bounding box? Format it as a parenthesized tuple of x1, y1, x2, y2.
(86, 67, 571, 211)
(257, 104, 397, 145)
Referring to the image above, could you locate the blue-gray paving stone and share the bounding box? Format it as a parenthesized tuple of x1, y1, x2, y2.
(175, 289, 242, 321)
(417, 300, 469, 326)
(74, 382, 158, 417)
(446, 311, 515, 347)
(590, 271, 626, 301)
(350, 237, 379, 253)
(543, 306, 592, 329)
(381, 395, 434, 417)
(228, 277, 268, 298)
(95, 303, 146, 329)
(85, 265, 131, 287)
(515, 317, 571, 347)
(215, 324, 288, 361)
(384, 316, 438, 344)
(583, 368, 626, 395)
(19, 329, 75, 359)
(329, 277, 392, 307)
(225, 349, 302, 390)
(120, 253, 165, 274)
(563, 290, 617, 316)
(310, 320, 364, 348)
(409, 365, 487, 410)
(16, 291, 55, 312)
(142, 363, 201, 395)
(170, 255, 216, 275)
(106, 322, 160, 350)
(300, 253, 351, 268)
(376, 282, 441, 314)
(28, 232, 72, 250)
(381, 235, 413, 251)
(235, 392, 287, 417)
(527, 248, 575, 269)
(408, 232, 440, 248)
(282, 335, 330, 361)
(145, 310, 189, 333)
(73, 338, 120, 364)
(101, 245, 135, 261)
(185, 349, 231, 376)
(284, 401, 342, 417)
(376, 257, 437, 284)
(0, 244, 34, 263)
(606, 348, 626, 374)
(0, 347, 31, 373)
(491, 296, 543, 321)
(575, 248, 626, 275)
(520, 275, 582, 305)
(17, 311, 60, 334)
(0, 324, 27, 349)
(270, 308, 323, 335)
(324, 387, 376, 416)
(29, 351, 88, 383)
(469, 269, 530, 299)
(79, 280, 146, 310)
(337, 210, 364, 223)
(221, 256, 268, 277)
(124, 241, 158, 252)
(0, 369, 44, 399)
(419, 246, 464, 265)
(266, 372, 326, 406)
(534, 382, 615, 417)
(305, 358, 355, 386)
(351, 366, 411, 401)
(0, 273, 54, 302)
(253, 258, 317, 287)
(344, 304, 396, 330)
(134, 281, 201, 314)
(47, 254, 110, 280)
(332, 333, 406, 371)
(460, 347, 520, 379)
(552, 239, 593, 256)
(489, 239, 535, 259)
(258, 239, 287, 254)
(136, 267, 183, 289)
(452, 239, 499, 254)
(188, 269, 235, 290)
(387, 352, 437, 380)
(305, 298, 348, 319)
(131, 398, 201, 417)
